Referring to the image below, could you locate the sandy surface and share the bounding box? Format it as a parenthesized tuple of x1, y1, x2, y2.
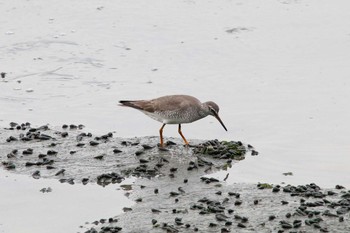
(1, 125, 349, 233)
(1, 0, 350, 232)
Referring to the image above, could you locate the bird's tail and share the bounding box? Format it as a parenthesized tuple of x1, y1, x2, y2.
(118, 100, 144, 110)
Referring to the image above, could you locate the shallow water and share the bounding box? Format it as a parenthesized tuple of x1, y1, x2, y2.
(0, 170, 134, 233)
(1, 1, 350, 230)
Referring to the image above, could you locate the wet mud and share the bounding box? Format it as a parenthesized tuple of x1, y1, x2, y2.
(1, 123, 350, 233)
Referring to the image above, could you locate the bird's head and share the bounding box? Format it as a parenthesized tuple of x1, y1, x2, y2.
(204, 101, 227, 131)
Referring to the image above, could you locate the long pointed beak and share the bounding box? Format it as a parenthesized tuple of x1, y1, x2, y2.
(213, 113, 227, 131)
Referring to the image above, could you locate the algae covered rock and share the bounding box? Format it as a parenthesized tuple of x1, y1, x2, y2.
(193, 139, 247, 160)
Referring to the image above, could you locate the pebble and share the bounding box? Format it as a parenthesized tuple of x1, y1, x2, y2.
(89, 141, 99, 146)
(234, 200, 242, 206)
(281, 200, 289, 205)
(55, 169, 65, 176)
(122, 207, 132, 212)
(135, 150, 144, 156)
(151, 208, 161, 213)
(142, 144, 154, 150)
(113, 149, 122, 153)
(32, 170, 41, 179)
(94, 154, 104, 160)
(3, 161, 16, 170)
(23, 148, 33, 155)
(237, 223, 246, 228)
(82, 178, 89, 185)
(47, 150, 58, 155)
(170, 191, 180, 197)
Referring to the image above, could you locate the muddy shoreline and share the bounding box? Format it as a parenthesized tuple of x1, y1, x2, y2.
(1, 123, 350, 233)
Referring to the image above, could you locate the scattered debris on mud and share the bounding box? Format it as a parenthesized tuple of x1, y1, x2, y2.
(1, 123, 349, 233)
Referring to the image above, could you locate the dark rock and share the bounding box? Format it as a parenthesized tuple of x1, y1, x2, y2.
(94, 154, 104, 160)
(55, 169, 65, 176)
(151, 208, 161, 213)
(23, 148, 33, 155)
(142, 144, 154, 150)
(47, 150, 58, 155)
(32, 170, 40, 179)
(237, 223, 246, 228)
(135, 150, 144, 156)
(89, 141, 99, 146)
(82, 178, 89, 185)
(113, 149, 122, 154)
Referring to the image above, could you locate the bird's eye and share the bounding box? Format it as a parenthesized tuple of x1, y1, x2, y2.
(209, 107, 216, 114)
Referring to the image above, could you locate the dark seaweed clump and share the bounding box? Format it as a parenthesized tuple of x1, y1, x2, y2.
(193, 139, 247, 160)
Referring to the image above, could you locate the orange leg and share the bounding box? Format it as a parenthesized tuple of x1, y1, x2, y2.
(178, 124, 189, 146)
(159, 124, 166, 147)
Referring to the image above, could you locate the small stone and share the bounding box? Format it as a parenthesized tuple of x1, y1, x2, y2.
(122, 207, 132, 212)
(251, 150, 259, 156)
(89, 141, 99, 146)
(135, 150, 144, 156)
(32, 171, 41, 179)
(281, 200, 289, 205)
(170, 167, 178, 172)
(55, 169, 65, 176)
(170, 191, 180, 197)
(139, 159, 149, 163)
(113, 149, 122, 153)
(47, 150, 57, 155)
(234, 200, 242, 206)
(94, 154, 104, 160)
(142, 144, 154, 150)
(209, 223, 217, 227)
(82, 178, 89, 185)
(221, 228, 230, 233)
(151, 208, 161, 213)
(237, 223, 246, 228)
(23, 148, 33, 155)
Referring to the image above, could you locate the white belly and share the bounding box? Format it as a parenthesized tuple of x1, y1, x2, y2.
(142, 111, 203, 124)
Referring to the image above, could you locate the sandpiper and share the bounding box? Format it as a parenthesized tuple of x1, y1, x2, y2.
(119, 95, 227, 147)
